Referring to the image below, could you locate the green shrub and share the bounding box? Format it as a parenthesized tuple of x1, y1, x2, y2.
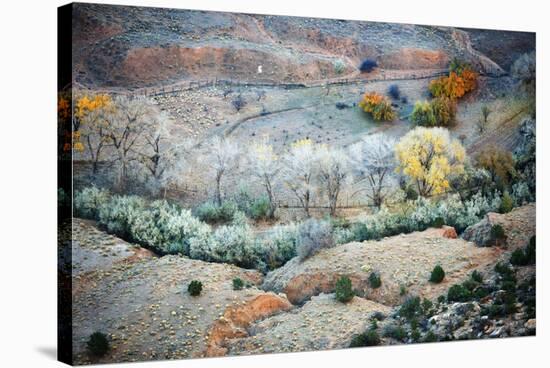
(499, 192, 514, 214)
(232, 277, 244, 290)
(248, 196, 270, 220)
(400, 284, 408, 296)
(383, 324, 407, 341)
(405, 186, 419, 200)
(471, 270, 483, 283)
(399, 296, 422, 320)
(350, 330, 380, 347)
(422, 298, 434, 315)
(369, 272, 382, 289)
(432, 217, 445, 228)
(423, 331, 438, 343)
(75, 186, 111, 219)
(494, 262, 516, 283)
(333, 59, 346, 74)
(188, 280, 203, 296)
(411, 328, 421, 342)
(196, 201, 238, 223)
(490, 224, 506, 246)
(411, 101, 436, 126)
(335, 276, 354, 303)
(87, 332, 109, 357)
(429, 265, 445, 283)
(447, 284, 472, 302)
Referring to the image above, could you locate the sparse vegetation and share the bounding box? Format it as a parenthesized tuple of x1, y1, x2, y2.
(350, 330, 380, 347)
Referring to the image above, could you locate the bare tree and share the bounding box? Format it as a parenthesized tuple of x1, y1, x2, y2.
(136, 111, 178, 192)
(247, 137, 281, 218)
(349, 134, 396, 209)
(104, 96, 153, 190)
(79, 106, 111, 175)
(317, 147, 351, 216)
(281, 139, 320, 217)
(207, 136, 241, 205)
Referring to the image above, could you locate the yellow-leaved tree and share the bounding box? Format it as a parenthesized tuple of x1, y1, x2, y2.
(395, 127, 466, 197)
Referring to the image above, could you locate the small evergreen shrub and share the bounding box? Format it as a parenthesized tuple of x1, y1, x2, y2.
(335, 276, 354, 303)
(232, 277, 244, 290)
(369, 272, 382, 289)
(510, 237, 536, 266)
(188, 280, 203, 296)
(499, 192, 514, 213)
(490, 224, 506, 246)
(399, 296, 422, 320)
(350, 330, 380, 347)
(471, 270, 483, 283)
(87, 332, 109, 357)
(447, 284, 472, 302)
(429, 265, 445, 284)
(359, 59, 378, 73)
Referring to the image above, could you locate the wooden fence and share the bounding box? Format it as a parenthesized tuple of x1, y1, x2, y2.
(72, 68, 450, 98)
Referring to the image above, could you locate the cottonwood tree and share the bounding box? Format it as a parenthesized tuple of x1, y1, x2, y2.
(136, 111, 179, 193)
(104, 95, 154, 190)
(207, 136, 241, 205)
(248, 138, 281, 218)
(281, 139, 321, 217)
(349, 134, 396, 209)
(317, 147, 351, 216)
(79, 103, 114, 175)
(395, 127, 466, 197)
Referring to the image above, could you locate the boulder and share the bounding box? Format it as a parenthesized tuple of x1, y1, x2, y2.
(462, 212, 503, 247)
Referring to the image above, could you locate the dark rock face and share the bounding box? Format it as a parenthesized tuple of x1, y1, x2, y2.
(462, 212, 502, 247)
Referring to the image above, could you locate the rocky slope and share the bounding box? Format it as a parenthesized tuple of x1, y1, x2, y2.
(263, 226, 499, 306)
(67, 203, 535, 364)
(71, 3, 534, 89)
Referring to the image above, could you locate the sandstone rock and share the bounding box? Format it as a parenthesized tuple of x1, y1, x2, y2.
(205, 293, 292, 357)
(462, 212, 502, 247)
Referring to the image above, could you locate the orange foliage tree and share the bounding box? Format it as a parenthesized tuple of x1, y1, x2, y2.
(358, 92, 396, 121)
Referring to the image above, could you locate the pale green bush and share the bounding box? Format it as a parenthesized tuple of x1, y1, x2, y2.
(98, 195, 146, 239)
(255, 223, 298, 270)
(74, 186, 111, 219)
(296, 219, 335, 261)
